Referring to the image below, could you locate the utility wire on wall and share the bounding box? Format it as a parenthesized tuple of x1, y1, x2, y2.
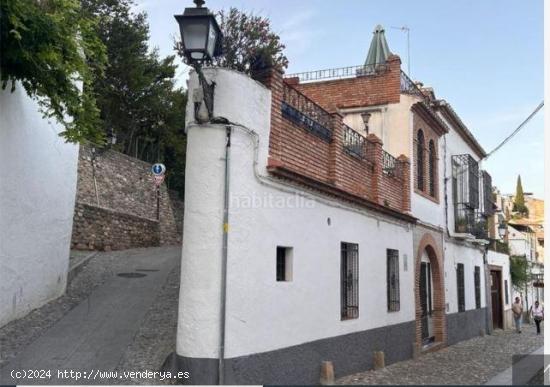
(484, 101, 544, 160)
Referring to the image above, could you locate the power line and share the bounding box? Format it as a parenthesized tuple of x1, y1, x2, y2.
(484, 101, 544, 159)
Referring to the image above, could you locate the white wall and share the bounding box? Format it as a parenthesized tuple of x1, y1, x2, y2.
(487, 250, 512, 311)
(177, 69, 415, 360)
(444, 240, 486, 314)
(0, 84, 79, 327)
(508, 225, 536, 260)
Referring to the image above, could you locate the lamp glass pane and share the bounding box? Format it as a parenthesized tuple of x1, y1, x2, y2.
(182, 21, 208, 51)
(206, 20, 218, 58)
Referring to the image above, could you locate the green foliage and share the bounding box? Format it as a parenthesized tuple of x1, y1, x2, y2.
(513, 175, 529, 216)
(455, 217, 468, 232)
(176, 7, 288, 74)
(82, 0, 187, 197)
(510, 255, 531, 291)
(1, 0, 107, 143)
(490, 239, 510, 255)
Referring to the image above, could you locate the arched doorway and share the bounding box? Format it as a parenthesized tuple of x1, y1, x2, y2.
(415, 233, 446, 348)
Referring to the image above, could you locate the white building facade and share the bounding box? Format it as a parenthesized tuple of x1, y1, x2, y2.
(0, 85, 79, 327)
(175, 27, 508, 384)
(177, 68, 417, 384)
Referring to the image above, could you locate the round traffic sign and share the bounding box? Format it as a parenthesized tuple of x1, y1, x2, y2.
(152, 163, 166, 176)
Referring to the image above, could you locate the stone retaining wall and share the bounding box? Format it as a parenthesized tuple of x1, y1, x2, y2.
(70, 144, 183, 251)
(72, 202, 159, 250)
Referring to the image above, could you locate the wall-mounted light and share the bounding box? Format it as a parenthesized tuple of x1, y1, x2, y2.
(175, 0, 223, 122)
(361, 112, 371, 133)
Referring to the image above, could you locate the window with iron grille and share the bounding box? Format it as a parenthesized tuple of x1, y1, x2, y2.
(481, 171, 494, 216)
(416, 130, 425, 191)
(504, 279, 509, 304)
(387, 249, 400, 312)
(276, 247, 293, 281)
(428, 140, 436, 197)
(457, 263, 465, 312)
(474, 266, 481, 309)
(452, 154, 479, 209)
(341, 242, 359, 320)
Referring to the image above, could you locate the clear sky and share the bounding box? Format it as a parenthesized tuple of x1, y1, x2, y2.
(137, 0, 544, 197)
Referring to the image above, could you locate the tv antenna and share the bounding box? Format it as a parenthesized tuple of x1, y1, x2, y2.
(391, 26, 410, 77)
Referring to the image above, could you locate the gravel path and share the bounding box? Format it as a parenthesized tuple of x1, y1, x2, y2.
(0, 247, 181, 385)
(336, 325, 543, 385)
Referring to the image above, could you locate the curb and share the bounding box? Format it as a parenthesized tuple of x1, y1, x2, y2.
(68, 251, 99, 283)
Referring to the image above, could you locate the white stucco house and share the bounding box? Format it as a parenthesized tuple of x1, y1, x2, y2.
(507, 223, 544, 312)
(0, 84, 79, 327)
(174, 26, 506, 384)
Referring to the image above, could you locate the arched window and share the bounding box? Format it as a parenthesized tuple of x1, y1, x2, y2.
(416, 130, 425, 191)
(429, 140, 436, 197)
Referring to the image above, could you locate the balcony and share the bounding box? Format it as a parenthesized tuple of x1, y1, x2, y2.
(282, 83, 332, 142)
(284, 63, 389, 83)
(454, 208, 488, 240)
(260, 70, 412, 217)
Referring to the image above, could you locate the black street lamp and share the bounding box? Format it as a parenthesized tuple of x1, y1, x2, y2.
(106, 127, 117, 146)
(175, 0, 223, 122)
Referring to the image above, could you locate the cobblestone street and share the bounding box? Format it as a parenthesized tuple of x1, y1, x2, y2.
(0, 247, 180, 385)
(337, 325, 543, 385)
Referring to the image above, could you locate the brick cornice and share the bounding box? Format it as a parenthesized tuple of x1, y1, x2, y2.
(411, 102, 449, 136)
(267, 165, 417, 224)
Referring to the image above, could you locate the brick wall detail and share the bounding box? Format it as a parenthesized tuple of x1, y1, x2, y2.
(257, 67, 411, 215)
(413, 112, 440, 203)
(288, 55, 402, 113)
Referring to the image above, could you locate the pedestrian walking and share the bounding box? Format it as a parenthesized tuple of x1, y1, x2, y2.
(512, 297, 523, 333)
(531, 300, 544, 335)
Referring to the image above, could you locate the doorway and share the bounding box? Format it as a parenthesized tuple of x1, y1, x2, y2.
(490, 270, 503, 329)
(420, 255, 434, 346)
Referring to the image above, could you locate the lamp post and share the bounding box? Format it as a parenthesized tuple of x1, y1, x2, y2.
(498, 222, 507, 240)
(106, 127, 117, 147)
(175, 0, 223, 123)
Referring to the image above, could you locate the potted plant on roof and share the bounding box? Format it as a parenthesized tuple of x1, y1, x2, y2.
(456, 217, 468, 233)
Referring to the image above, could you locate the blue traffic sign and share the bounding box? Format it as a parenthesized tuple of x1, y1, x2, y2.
(152, 163, 166, 176)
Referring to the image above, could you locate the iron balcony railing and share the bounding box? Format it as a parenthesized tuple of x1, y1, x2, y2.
(400, 70, 425, 99)
(284, 63, 389, 83)
(382, 150, 399, 177)
(281, 83, 332, 142)
(455, 207, 488, 240)
(481, 170, 495, 216)
(452, 154, 480, 210)
(342, 124, 366, 159)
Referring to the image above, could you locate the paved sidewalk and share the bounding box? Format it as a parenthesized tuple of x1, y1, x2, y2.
(485, 345, 544, 385)
(336, 325, 543, 385)
(0, 246, 180, 385)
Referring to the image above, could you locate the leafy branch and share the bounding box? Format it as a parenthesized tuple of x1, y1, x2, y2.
(1, 0, 107, 143)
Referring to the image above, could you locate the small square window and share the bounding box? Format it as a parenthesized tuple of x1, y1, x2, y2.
(276, 246, 293, 282)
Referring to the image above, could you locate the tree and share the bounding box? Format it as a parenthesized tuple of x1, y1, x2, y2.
(1, 0, 107, 143)
(176, 7, 288, 75)
(510, 255, 531, 292)
(82, 0, 187, 197)
(513, 175, 529, 216)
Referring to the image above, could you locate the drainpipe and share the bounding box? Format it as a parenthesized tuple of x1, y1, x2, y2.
(478, 159, 493, 334)
(218, 125, 231, 385)
(483, 245, 493, 334)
